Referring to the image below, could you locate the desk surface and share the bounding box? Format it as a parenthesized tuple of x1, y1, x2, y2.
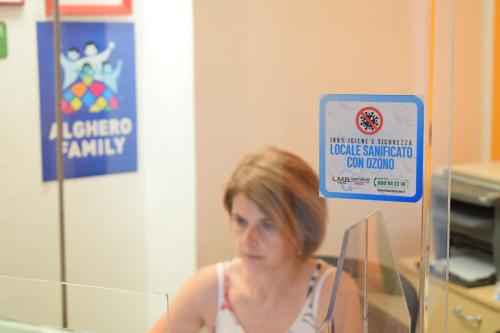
(398, 257, 500, 313)
(0, 318, 74, 333)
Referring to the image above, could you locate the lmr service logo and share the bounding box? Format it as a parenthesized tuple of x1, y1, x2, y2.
(37, 22, 137, 181)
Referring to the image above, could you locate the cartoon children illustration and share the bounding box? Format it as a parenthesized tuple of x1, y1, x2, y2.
(101, 60, 123, 93)
(59, 40, 123, 113)
(75, 41, 116, 79)
(60, 48, 81, 88)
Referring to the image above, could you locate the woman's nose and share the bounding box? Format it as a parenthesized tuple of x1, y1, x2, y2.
(241, 225, 259, 244)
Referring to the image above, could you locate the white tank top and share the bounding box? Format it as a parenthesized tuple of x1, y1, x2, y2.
(215, 260, 334, 333)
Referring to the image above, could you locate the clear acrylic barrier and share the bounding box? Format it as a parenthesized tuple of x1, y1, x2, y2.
(317, 210, 414, 333)
(0, 1, 458, 332)
(0, 275, 168, 333)
(426, 169, 451, 333)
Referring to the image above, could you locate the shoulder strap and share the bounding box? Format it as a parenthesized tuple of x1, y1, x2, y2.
(215, 262, 225, 307)
(312, 267, 335, 315)
(305, 262, 322, 298)
(217, 261, 234, 312)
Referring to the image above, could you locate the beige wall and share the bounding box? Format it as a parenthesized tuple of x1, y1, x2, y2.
(194, 0, 493, 267)
(451, 0, 493, 163)
(194, 0, 449, 267)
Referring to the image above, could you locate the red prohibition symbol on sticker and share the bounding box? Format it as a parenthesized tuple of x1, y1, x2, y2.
(356, 106, 383, 135)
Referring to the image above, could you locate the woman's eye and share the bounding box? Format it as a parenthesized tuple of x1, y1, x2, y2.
(234, 217, 247, 227)
(261, 221, 275, 232)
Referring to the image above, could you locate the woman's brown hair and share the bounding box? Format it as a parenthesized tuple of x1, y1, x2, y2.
(223, 147, 327, 260)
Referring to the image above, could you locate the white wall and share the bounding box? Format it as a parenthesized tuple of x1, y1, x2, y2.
(0, 0, 195, 331)
(140, 0, 196, 297)
(0, 0, 59, 282)
(0, 1, 62, 326)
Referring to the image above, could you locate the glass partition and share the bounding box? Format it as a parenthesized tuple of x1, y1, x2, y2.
(1, 0, 460, 332)
(0, 275, 167, 333)
(310, 0, 455, 332)
(32, 1, 195, 331)
(318, 210, 413, 333)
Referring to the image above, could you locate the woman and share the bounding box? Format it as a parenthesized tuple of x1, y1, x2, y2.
(150, 147, 362, 333)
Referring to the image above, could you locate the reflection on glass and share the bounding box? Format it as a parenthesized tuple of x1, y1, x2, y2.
(0, 275, 167, 333)
(318, 211, 414, 333)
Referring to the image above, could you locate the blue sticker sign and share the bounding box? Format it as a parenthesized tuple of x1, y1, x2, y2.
(37, 22, 137, 181)
(320, 94, 424, 202)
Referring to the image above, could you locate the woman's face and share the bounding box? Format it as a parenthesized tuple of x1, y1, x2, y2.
(230, 192, 297, 272)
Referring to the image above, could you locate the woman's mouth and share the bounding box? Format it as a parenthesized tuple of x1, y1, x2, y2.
(243, 253, 263, 260)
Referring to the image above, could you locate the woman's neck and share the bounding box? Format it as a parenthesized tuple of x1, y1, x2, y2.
(241, 258, 310, 300)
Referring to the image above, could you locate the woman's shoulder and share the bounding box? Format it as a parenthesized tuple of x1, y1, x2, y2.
(172, 262, 222, 310)
(166, 262, 225, 329)
(315, 257, 362, 295)
(313, 258, 337, 319)
(187, 261, 225, 294)
(188, 259, 240, 297)
(314, 257, 362, 322)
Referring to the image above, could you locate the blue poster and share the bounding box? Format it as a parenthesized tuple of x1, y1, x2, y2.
(37, 22, 137, 181)
(320, 94, 424, 202)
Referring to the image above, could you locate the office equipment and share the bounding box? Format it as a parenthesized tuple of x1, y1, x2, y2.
(432, 162, 500, 286)
(399, 257, 500, 333)
(430, 255, 496, 287)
